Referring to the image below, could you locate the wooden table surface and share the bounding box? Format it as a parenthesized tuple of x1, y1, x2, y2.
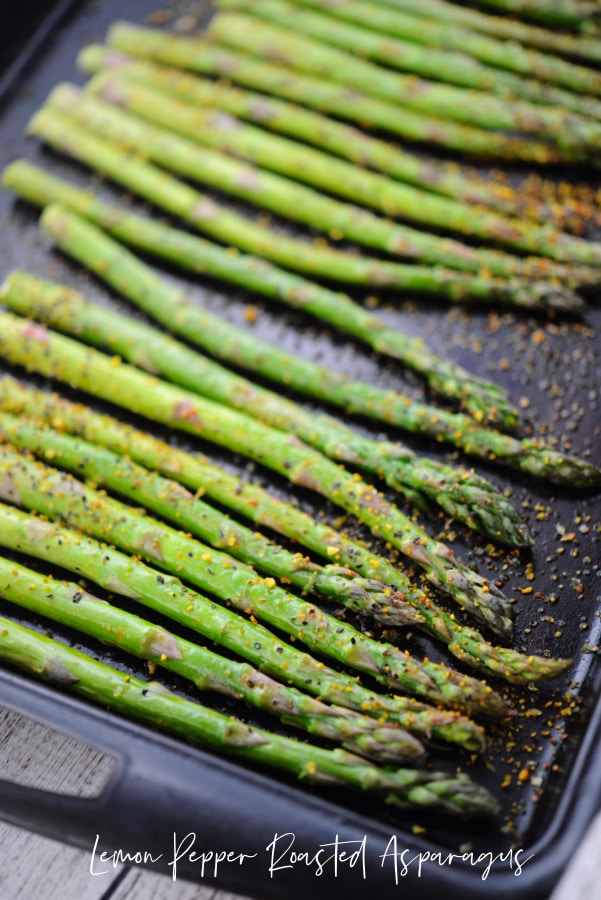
(1, 702, 598, 899)
(0, 704, 252, 900)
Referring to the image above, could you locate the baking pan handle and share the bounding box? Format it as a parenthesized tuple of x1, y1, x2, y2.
(0, 766, 128, 856)
(0, 670, 405, 899)
(3, 669, 601, 900)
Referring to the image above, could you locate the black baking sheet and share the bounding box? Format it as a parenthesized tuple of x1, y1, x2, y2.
(0, 2, 600, 898)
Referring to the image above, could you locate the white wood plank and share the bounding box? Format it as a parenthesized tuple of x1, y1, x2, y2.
(0, 705, 121, 900)
(0, 706, 251, 899)
(0, 823, 120, 900)
(549, 810, 601, 900)
(0, 705, 114, 793)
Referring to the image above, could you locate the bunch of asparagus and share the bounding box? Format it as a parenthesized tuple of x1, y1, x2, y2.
(1, 0, 599, 820)
(4, 213, 598, 495)
(0, 437, 516, 715)
(0, 376, 578, 686)
(0, 500, 486, 752)
(5, 160, 586, 318)
(0, 616, 497, 814)
(77, 46, 534, 217)
(0, 265, 532, 548)
(215, 0, 601, 124)
(212, 1, 601, 127)
(370, 0, 601, 57)
(95, 24, 542, 163)
(65, 75, 601, 267)
(0, 309, 517, 639)
(105, 19, 599, 165)
(32, 86, 601, 287)
(6, 152, 532, 434)
(0, 534, 425, 765)
(274, 0, 601, 100)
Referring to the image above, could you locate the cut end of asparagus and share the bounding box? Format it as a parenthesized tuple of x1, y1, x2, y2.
(46, 83, 85, 113)
(78, 44, 132, 74)
(106, 21, 138, 42)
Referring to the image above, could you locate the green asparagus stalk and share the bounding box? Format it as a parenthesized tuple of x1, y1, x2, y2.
(207, 10, 601, 159)
(0, 314, 516, 642)
(1, 266, 530, 547)
(86, 72, 601, 266)
(0, 376, 428, 598)
(250, 0, 601, 101)
(0, 441, 510, 715)
(373, 0, 601, 64)
(106, 21, 567, 164)
(0, 550, 427, 763)
(15, 202, 598, 491)
(78, 46, 536, 218)
(16, 145, 523, 435)
(0, 377, 575, 687)
(0, 488, 482, 748)
(443, 0, 601, 30)
(7, 159, 587, 317)
(36, 87, 541, 276)
(0, 395, 425, 627)
(0, 617, 500, 813)
(45, 85, 597, 278)
(0, 405, 427, 626)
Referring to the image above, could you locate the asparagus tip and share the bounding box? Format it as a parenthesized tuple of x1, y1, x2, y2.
(523, 443, 601, 488)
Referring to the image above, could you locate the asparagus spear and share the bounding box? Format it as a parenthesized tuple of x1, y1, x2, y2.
(247, 0, 601, 100)
(8, 157, 587, 315)
(86, 72, 601, 266)
(0, 314, 516, 642)
(0, 550, 427, 763)
(207, 11, 601, 159)
(35, 87, 541, 275)
(1, 267, 530, 547)
(16, 141, 523, 435)
(45, 85, 596, 279)
(29, 101, 564, 295)
(0, 441, 510, 715)
(78, 46, 534, 218)
(444, 0, 601, 30)
(0, 490, 481, 747)
(0, 615, 500, 814)
(372, 0, 601, 64)
(0, 405, 428, 627)
(0, 377, 575, 687)
(14, 202, 598, 491)
(4, 193, 593, 494)
(106, 21, 567, 164)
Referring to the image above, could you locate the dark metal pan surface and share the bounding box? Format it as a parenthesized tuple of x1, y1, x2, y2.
(0, 2, 600, 897)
